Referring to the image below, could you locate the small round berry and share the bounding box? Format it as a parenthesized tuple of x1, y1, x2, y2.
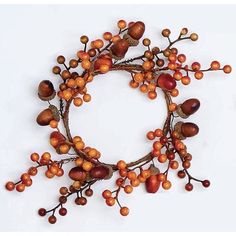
(81, 60, 91, 70)
(146, 131, 155, 140)
(190, 33, 198, 41)
(83, 94, 91, 102)
(117, 160, 127, 170)
(162, 180, 172, 190)
(59, 196, 67, 204)
(210, 61, 220, 70)
(194, 71, 204, 80)
(59, 187, 68, 195)
(16, 183, 25, 192)
(124, 185, 133, 194)
(117, 20, 127, 29)
(223, 65, 232, 74)
(148, 91, 157, 100)
(73, 97, 83, 107)
(162, 28, 171, 37)
(127, 171, 137, 180)
(59, 207, 67, 216)
(102, 190, 112, 199)
(57, 55, 65, 64)
(143, 38, 151, 46)
(177, 170, 186, 179)
(106, 197, 115, 206)
(80, 35, 89, 44)
(52, 66, 61, 74)
(85, 188, 93, 197)
(5, 181, 15, 191)
(180, 28, 188, 35)
(48, 215, 57, 224)
(38, 208, 47, 217)
(185, 183, 193, 191)
(202, 179, 210, 188)
(120, 207, 129, 216)
(49, 120, 58, 129)
(30, 153, 39, 162)
(103, 32, 112, 41)
(82, 161, 93, 171)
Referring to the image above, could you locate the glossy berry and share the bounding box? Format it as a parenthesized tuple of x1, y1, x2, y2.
(120, 207, 129, 216)
(202, 180, 210, 188)
(38, 208, 47, 217)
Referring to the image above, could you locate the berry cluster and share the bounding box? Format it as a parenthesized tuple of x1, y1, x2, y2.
(5, 20, 231, 224)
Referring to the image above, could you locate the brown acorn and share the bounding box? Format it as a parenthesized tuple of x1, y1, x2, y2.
(69, 167, 87, 181)
(174, 121, 199, 139)
(36, 105, 60, 126)
(177, 98, 200, 118)
(110, 39, 129, 60)
(145, 175, 161, 193)
(90, 165, 113, 180)
(123, 21, 145, 46)
(38, 80, 56, 101)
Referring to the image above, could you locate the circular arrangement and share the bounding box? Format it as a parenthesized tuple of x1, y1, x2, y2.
(5, 20, 232, 224)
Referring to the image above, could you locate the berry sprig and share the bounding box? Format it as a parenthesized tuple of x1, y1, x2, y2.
(5, 19, 231, 224)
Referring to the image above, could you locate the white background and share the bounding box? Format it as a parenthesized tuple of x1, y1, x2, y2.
(0, 4, 236, 232)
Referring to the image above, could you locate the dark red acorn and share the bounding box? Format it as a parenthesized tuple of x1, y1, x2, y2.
(177, 98, 200, 118)
(157, 73, 177, 91)
(90, 165, 112, 179)
(174, 122, 199, 138)
(94, 54, 113, 71)
(145, 175, 161, 193)
(110, 39, 129, 60)
(38, 80, 55, 101)
(69, 167, 87, 181)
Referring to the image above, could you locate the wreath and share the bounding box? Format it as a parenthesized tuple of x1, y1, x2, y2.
(5, 20, 232, 224)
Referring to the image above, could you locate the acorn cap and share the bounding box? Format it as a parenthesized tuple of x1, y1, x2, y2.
(49, 105, 60, 122)
(38, 90, 56, 101)
(174, 121, 186, 140)
(148, 164, 160, 175)
(123, 33, 139, 46)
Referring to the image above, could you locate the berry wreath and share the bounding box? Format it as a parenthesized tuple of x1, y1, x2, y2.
(5, 20, 232, 224)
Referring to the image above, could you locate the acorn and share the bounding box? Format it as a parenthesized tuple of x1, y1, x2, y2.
(157, 73, 177, 91)
(69, 167, 87, 181)
(174, 121, 199, 139)
(123, 21, 145, 46)
(36, 105, 60, 126)
(38, 80, 56, 101)
(90, 165, 113, 180)
(93, 54, 113, 71)
(110, 39, 129, 60)
(176, 98, 200, 118)
(145, 174, 161, 193)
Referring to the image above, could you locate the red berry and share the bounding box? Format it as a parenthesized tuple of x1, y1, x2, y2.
(38, 208, 47, 217)
(202, 180, 210, 188)
(48, 215, 57, 224)
(59, 207, 67, 216)
(5, 181, 15, 191)
(185, 183, 193, 191)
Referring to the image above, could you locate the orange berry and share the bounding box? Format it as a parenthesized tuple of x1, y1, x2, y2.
(30, 153, 39, 162)
(88, 148, 97, 158)
(154, 129, 163, 137)
(59, 144, 70, 154)
(124, 185, 133, 194)
(119, 169, 127, 177)
(81, 60, 91, 70)
(73, 136, 82, 143)
(120, 207, 129, 216)
(130, 178, 140, 187)
(5, 181, 15, 191)
(148, 91, 157, 100)
(75, 141, 85, 150)
(49, 120, 58, 129)
(157, 173, 166, 182)
(162, 180, 172, 190)
(139, 84, 148, 93)
(45, 170, 54, 178)
(75, 77, 86, 88)
(210, 61, 220, 70)
(141, 170, 151, 179)
(93, 39, 104, 49)
(82, 161, 93, 171)
(170, 88, 179, 97)
(66, 78, 76, 88)
(146, 131, 155, 140)
(102, 190, 112, 199)
(170, 160, 179, 169)
(83, 94, 91, 102)
(181, 76, 191, 85)
(117, 160, 127, 170)
(223, 65, 232, 74)
(99, 64, 110, 73)
(127, 171, 137, 180)
(42, 152, 51, 161)
(16, 184, 25, 192)
(194, 71, 204, 80)
(168, 103, 177, 112)
(117, 20, 127, 29)
(158, 154, 167, 163)
(103, 32, 112, 41)
(173, 71, 182, 81)
(73, 97, 83, 107)
(129, 80, 139, 88)
(75, 157, 84, 167)
(134, 73, 144, 83)
(106, 197, 115, 206)
(153, 141, 162, 150)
